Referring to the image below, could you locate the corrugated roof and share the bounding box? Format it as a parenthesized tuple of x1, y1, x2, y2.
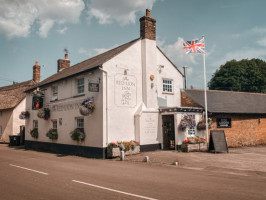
(0, 80, 36, 110)
(183, 89, 266, 114)
(27, 38, 140, 91)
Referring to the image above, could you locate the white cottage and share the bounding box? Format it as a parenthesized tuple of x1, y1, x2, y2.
(0, 65, 39, 143)
(25, 10, 204, 158)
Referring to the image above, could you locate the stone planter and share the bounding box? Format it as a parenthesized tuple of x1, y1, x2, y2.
(107, 146, 140, 158)
(181, 143, 207, 152)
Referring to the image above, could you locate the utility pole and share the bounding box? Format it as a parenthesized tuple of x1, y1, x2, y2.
(183, 66, 188, 89)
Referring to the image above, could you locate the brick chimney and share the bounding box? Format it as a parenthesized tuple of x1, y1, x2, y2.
(57, 53, 70, 72)
(33, 61, 40, 83)
(139, 9, 156, 40)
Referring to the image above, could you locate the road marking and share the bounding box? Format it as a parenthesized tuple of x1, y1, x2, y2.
(72, 180, 158, 200)
(9, 164, 48, 175)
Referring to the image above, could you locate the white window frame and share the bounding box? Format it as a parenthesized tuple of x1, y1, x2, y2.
(33, 120, 38, 129)
(51, 85, 58, 101)
(76, 78, 85, 95)
(76, 118, 84, 129)
(52, 120, 57, 130)
(162, 79, 173, 94)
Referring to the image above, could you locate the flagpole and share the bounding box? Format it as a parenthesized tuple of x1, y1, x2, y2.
(202, 36, 209, 148)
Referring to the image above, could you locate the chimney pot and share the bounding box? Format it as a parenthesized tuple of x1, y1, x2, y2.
(57, 54, 70, 72)
(139, 9, 156, 40)
(146, 9, 150, 17)
(33, 61, 40, 83)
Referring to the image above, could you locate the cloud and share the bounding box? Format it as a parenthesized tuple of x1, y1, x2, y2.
(210, 48, 266, 69)
(57, 26, 68, 35)
(256, 37, 266, 47)
(78, 45, 116, 57)
(158, 37, 198, 72)
(0, 0, 84, 39)
(87, 0, 156, 25)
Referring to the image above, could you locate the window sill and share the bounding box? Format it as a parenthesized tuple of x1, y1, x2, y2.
(73, 93, 85, 98)
(162, 92, 174, 95)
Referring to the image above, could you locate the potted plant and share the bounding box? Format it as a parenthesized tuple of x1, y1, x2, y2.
(37, 108, 50, 120)
(179, 115, 196, 131)
(79, 98, 95, 116)
(107, 142, 120, 158)
(181, 136, 207, 152)
(70, 128, 85, 142)
(197, 118, 213, 130)
(107, 141, 140, 158)
(19, 111, 30, 119)
(30, 128, 38, 139)
(46, 129, 58, 140)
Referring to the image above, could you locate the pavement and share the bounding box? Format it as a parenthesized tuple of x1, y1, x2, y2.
(112, 145, 266, 176)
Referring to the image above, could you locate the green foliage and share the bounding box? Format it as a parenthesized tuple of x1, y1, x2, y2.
(46, 129, 58, 140)
(70, 128, 85, 142)
(208, 59, 266, 93)
(30, 128, 38, 139)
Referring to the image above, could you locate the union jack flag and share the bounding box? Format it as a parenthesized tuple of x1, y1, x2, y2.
(183, 38, 205, 54)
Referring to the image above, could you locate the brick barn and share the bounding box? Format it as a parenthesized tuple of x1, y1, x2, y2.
(182, 89, 266, 147)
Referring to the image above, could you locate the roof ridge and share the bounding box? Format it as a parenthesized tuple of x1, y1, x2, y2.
(184, 89, 266, 96)
(0, 80, 34, 91)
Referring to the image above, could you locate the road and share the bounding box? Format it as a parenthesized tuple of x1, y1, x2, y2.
(0, 144, 266, 200)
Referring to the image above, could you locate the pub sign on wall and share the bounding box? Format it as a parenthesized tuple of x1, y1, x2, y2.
(217, 118, 231, 128)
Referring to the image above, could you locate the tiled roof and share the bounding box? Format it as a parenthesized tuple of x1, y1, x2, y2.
(26, 38, 140, 91)
(0, 80, 36, 110)
(183, 89, 266, 114)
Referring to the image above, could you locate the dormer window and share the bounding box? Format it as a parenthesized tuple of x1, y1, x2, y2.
(51, 85, 58, 101)
(77, 78, 84, 95)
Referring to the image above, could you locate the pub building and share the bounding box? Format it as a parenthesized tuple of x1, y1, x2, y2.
(24, 10, 266, 158)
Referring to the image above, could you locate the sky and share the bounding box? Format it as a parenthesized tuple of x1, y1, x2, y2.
(1, 0, 266, 88)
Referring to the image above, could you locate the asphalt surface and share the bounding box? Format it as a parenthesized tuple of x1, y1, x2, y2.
(0, 144, 266, 200)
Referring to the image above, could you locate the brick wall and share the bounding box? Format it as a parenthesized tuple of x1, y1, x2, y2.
(210, 114, 266, 147)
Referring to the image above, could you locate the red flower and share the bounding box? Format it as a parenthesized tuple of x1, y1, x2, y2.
(135, 141, 139, 144)
(184, 140, 188, 143)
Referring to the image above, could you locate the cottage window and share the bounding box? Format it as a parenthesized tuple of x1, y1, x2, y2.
(163, 79, 173, 93)
(52, 120, 57, 130)
(51, 86, 58, 101)
(77, 78, 85, 95)
(33, 120, 38, 129)
(77, 118, 84, 129)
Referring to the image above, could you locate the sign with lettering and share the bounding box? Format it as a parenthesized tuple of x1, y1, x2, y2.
(89, 83, 99, 92)
(115, 74, 137, 107)
(209, 130, 228, 153)
(48, 100, 82, 112)
(217, 118, 231, 128)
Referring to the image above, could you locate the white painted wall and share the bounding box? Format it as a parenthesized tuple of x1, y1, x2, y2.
(26, 70, 104, 147)
(13, 98, 26, 135)
(0, 109, 13, 142)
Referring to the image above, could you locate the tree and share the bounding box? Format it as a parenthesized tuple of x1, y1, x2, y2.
(208, 59, 266, 93)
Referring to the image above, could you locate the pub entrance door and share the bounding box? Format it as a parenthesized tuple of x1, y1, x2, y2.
(162, 115, 175, 150)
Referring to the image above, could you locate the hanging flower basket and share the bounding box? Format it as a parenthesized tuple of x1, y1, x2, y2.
(197, 118, 213, 130)
(79, 98, 95, 116)
(70, 128, 85, 142)
(37, 108, 50, 120)
(46, 129, 58, 140)
(179, 115, 196, 131)
(30, 128, 38, 139)
(19, 111, 30, 119)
